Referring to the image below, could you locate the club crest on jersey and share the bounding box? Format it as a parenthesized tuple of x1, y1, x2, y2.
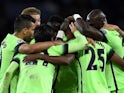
(17, 39, 25, 44)
(100, 29, 107, 34)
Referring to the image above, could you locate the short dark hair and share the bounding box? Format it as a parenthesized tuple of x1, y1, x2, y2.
(14, 14, 35, 32)
(34, 24, 57, 42)
(48, 15, 63, 24)
(47, 15, 64, 31)
(87, 9, 103, 21)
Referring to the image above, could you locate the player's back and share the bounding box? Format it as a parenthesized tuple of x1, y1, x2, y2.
(51, 39, 80, 93)
(101, 29, 124, 57)
(78, 41, 112, 93)
(101, 29, 124, 91)
(54, 59, 79, 93)
(16, 52, 55, 93)
(0, 34, 24, 82)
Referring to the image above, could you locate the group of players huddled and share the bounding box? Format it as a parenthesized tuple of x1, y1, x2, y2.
(0, 7, 124, 93)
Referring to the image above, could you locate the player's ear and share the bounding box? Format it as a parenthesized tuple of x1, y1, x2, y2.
(22, 28, 28, 35)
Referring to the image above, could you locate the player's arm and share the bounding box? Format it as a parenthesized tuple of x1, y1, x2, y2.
(0, 58, 19, 93)
(110, 53, 124, 68)
(24, 53, 75, 65)
(73, 14, 104, 41)
(102, 24, 124, 37)
(16, 40, 63, 54)
(66, 22, 88, 53)
(47, 22, 88, 55)
(107, 50, 124, 69)
(31, 22, 88, 56)
(59, 18, 96, 47)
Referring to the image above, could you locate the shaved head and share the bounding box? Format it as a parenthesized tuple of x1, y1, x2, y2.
(86, 9, 107, 29)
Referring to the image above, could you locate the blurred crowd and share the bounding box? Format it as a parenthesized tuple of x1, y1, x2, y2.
(0, 0, 124, 43)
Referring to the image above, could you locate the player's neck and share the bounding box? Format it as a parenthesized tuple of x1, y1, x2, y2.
(13, 32, 24, 40)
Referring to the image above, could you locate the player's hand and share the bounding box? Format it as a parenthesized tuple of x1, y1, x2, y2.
(60, 19, 69, 31)
(23, 54, 40, 62)
(69, 22, 77, 33)
(67, 16, 75, 22)
(86, 37, 95, 47)
(119, 30, 124, 37)
(102, 24, 119, 31)
(60, 16, 74, 32)
(103, 24, 124, 37)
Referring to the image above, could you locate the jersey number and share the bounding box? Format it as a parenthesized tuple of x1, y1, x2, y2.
(85, 47, 105, 72)
(25, 61, 37, 65)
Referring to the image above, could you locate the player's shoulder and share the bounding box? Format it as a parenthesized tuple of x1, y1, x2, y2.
(101, 28, 119, 35)
(1, 34, 25, 48)
(7, 34, 24, 43)
(96, 41, 111, 49)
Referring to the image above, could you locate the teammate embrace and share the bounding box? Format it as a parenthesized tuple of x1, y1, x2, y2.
(0, 8, 124, 93)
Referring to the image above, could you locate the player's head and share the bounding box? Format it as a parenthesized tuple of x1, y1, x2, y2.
(34, 24, 57, 42)
(21, 7, 41, 27)
(14, 14, 36, 42)
(86, 9, 107, 29)
(47, 15, 64, 32)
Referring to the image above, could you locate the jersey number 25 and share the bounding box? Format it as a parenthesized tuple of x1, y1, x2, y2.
(85, 47, 105, 72)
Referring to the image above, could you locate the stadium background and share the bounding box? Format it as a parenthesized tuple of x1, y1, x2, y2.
(0, 0, 124, 43)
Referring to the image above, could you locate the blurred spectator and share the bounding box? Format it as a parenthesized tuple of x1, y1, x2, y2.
(0, 0, 124, 43)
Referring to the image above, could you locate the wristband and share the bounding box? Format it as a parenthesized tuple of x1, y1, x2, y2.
(73, 14, 82, 21)
(56, 30, 65, 39)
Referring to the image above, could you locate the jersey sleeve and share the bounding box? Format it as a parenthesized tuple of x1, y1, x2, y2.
(100, 29, 108, 42)
(64, 31, 88, 54)
(101, 29, 119, 45)
(0, 58, 19, 93)
(102, 42, 115, 60)
(14, 42, 25, 54)
(48, 31, 88, 55)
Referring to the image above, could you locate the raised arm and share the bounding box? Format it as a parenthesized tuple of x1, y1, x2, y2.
(74, 14, 104, 41)
(66, 22, 88, 53)
(43, 22, 88, 55)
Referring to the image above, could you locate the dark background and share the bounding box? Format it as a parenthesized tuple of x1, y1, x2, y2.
(0, 0, 124, 43)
